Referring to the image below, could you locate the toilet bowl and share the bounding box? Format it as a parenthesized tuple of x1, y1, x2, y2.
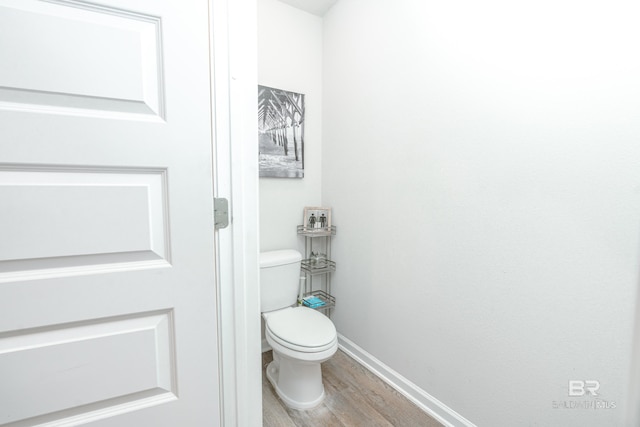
(263, 306, 338, 409)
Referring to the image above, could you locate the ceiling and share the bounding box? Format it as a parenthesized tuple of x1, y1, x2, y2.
(276, 0, 339, 16)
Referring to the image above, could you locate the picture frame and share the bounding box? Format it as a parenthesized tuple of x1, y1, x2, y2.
(303, 207, 331, 231)
(258, 85, 305, 178)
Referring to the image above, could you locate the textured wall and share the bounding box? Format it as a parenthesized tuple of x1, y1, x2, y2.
(322, 0, 640, 425)
(258, 0, 324, 253)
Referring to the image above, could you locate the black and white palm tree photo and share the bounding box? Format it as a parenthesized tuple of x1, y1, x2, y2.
(258, 85, 305, 178)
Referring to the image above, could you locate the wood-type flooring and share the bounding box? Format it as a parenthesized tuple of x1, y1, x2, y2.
(262, 349, 444, 427)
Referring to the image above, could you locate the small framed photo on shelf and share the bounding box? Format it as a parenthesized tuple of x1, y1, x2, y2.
(303, 207, 331, 231)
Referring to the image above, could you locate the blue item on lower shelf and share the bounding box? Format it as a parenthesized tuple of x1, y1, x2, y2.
(302, 295, 326, 308)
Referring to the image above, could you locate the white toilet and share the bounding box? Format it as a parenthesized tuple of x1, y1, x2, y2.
(260, 249, 338, 410)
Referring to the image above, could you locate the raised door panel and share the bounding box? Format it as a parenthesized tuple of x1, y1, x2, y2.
(0, 165, 169, 282)
(0, 311, 176, 426)
(0, 0, 163, 119)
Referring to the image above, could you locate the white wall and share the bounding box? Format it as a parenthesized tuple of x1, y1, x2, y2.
(258, 0, 323, 252)
(322, 0, 640, 426)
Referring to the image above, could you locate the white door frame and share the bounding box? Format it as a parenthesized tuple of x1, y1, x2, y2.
(628, 285, 640, 425)
(209, 0, 261, 426)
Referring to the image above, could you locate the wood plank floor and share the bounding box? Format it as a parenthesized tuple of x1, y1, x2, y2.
(262, 349, 444, 427)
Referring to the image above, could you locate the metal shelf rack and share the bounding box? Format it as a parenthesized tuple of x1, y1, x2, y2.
(297, 225, 336, 315)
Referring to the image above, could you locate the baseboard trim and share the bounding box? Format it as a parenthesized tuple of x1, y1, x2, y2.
(338, 333, 476, 427)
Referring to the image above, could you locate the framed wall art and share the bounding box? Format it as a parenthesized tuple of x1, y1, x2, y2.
(258, 85, 305, 178)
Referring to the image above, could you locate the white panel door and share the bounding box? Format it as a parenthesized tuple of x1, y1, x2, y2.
(0, 0, 221, 425)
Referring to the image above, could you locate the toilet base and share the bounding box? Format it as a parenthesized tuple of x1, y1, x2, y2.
(266, 352, 326, 410)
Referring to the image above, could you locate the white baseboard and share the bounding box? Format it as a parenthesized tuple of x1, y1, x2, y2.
(338, 333, 476, 427)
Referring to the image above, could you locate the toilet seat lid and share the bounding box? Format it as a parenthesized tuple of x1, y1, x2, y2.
(266, 307, 336, 349)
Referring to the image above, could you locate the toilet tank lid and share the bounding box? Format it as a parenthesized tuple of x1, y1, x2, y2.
(260, 250, 302, 268)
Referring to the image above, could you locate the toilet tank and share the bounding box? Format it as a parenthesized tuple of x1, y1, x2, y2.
(260, 249, 302, 313)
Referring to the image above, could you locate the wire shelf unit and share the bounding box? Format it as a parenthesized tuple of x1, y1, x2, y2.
(298, 224, 336, 315)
